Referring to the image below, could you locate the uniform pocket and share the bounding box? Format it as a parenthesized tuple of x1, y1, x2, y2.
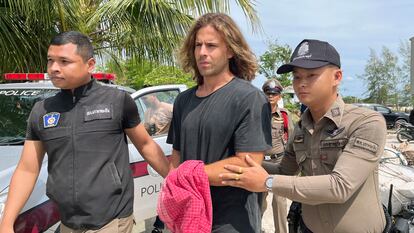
(39, 127, 70, 163)
(293, 143, 307, 164)
(39, 127, 69, 141)
(319, 148, 342, 173)
(108, 162, 122, 192)
(293, 142, 307, 174)
(319, 138, 347, 173)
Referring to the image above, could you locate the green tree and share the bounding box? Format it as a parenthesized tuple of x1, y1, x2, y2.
(342, 96, 360, 104)
(0, 0, 260, 75)
(359, 47, 400, 106)
(258, 40, 292, 87)
(399, 40, 412, 106)
(258, 40, 297, 112)
(98, 58, 195, 90)
(143, 66, 195, 88)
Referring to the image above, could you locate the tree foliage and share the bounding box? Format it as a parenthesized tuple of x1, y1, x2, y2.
(258, 40, 298, 112)
(143, 66, 195, 88)
(0, 0, 260, 75)
(98, 59, 195, 90)
(258, 40, 292, 87)
(398, 40, 412, 106)
(359, 47, 401, 106)
(342, 96, 360, 104)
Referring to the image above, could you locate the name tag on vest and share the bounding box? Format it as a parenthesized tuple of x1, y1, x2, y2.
(84, 104, 112, 121)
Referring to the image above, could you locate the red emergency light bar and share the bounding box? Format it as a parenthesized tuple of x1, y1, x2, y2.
(4, 73, 46, 80)
(91, 73, 116, 80)
(4, 73, 116, 81)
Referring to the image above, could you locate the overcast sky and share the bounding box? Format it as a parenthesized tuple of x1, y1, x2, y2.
(229, 0, 414, 97)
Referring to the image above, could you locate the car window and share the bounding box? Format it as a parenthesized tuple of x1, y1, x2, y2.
(376, 106, 391, 114)
(366, 105, 375, 110)
(134, 90, 179, 136)
(355, 104, 375, 110)
(0, 89, 58, 145)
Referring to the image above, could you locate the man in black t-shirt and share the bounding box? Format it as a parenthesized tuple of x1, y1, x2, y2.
(0, 31, 171, 233)
(167, 13, 272, 233)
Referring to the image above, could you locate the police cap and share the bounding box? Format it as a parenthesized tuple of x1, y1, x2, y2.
(262, 79, 283, 94)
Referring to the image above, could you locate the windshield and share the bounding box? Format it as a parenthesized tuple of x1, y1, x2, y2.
(0, 88, 58, 145)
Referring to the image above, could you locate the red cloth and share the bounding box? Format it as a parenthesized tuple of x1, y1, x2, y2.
(157, 160, 212, 233)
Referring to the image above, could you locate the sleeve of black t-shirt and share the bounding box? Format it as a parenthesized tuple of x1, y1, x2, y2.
(234, 90, 272, 152)
(167, 94, 181, 150)
(122, 92, 141, 129)
(26, 103, 40, 140)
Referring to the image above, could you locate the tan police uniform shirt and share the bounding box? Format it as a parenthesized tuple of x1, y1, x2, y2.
(265, 109, 291, 156)
(265, 96, 386, 233)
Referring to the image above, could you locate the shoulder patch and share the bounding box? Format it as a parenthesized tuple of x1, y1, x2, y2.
(353, 137, 378, 154)
(43, 112, 60, 128)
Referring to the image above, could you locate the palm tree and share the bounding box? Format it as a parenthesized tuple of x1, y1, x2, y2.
(0, 0, 260, 75)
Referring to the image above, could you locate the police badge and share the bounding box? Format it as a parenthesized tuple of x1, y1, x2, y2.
(43, 112, 60, 128)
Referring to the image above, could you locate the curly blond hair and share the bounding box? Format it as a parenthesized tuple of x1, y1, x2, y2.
(178, 13, 258, 85)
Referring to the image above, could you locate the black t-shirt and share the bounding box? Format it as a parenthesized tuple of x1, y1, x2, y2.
(167, 78, 272, 233)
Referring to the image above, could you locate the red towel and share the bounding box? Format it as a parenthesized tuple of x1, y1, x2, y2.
(157, 160, 212, 233)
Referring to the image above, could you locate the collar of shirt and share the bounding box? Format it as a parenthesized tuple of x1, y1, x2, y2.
(61, 78, 99, 99)
(299, 96, 345, 133)
(272, 108, 282, 117)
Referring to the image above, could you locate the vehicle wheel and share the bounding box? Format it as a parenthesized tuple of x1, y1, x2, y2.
(396, 130, 411, 143)
(394, 119, 407, 130)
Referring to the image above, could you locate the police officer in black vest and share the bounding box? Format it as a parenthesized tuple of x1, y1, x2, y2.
(0, 31, 171, 233)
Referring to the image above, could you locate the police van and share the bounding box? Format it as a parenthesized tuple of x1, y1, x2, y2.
(0, 73, 186, 232)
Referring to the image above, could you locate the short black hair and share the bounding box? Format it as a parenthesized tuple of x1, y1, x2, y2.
(50, 31, 94, 61)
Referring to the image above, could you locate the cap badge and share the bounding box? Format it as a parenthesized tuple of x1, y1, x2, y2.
(297, 42, 309, 56)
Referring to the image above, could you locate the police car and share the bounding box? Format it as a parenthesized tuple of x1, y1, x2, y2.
(0, 73, 186, 232)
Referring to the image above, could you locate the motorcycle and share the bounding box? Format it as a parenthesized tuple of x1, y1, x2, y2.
(397, 122, 414, 143)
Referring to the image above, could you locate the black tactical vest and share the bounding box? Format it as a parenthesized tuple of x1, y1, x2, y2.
(29, 80, 134, 229)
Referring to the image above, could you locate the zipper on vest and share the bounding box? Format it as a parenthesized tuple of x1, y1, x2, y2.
(71, 95, 77, 205)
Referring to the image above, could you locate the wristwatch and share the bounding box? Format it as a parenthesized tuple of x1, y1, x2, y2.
(265, 176, 273, 192)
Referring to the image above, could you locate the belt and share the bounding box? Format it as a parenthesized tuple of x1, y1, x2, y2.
(265, 152, 284, 160)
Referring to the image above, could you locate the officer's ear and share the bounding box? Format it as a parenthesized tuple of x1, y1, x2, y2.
(333, 68, 342, 86)
(86, 58, 96, 73)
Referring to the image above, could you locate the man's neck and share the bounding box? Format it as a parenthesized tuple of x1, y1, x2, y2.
(197, 71, 234, 97)
(271, 103, 278, 113)
(309, 94, 338, 123)
(70, 76, 92, 94)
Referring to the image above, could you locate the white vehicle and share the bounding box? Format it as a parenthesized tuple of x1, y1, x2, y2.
(0, 73, 187, 233)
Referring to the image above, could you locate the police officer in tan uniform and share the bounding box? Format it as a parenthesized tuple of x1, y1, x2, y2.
(220, 39, 387, 233)
(261, 79, 293, 233)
